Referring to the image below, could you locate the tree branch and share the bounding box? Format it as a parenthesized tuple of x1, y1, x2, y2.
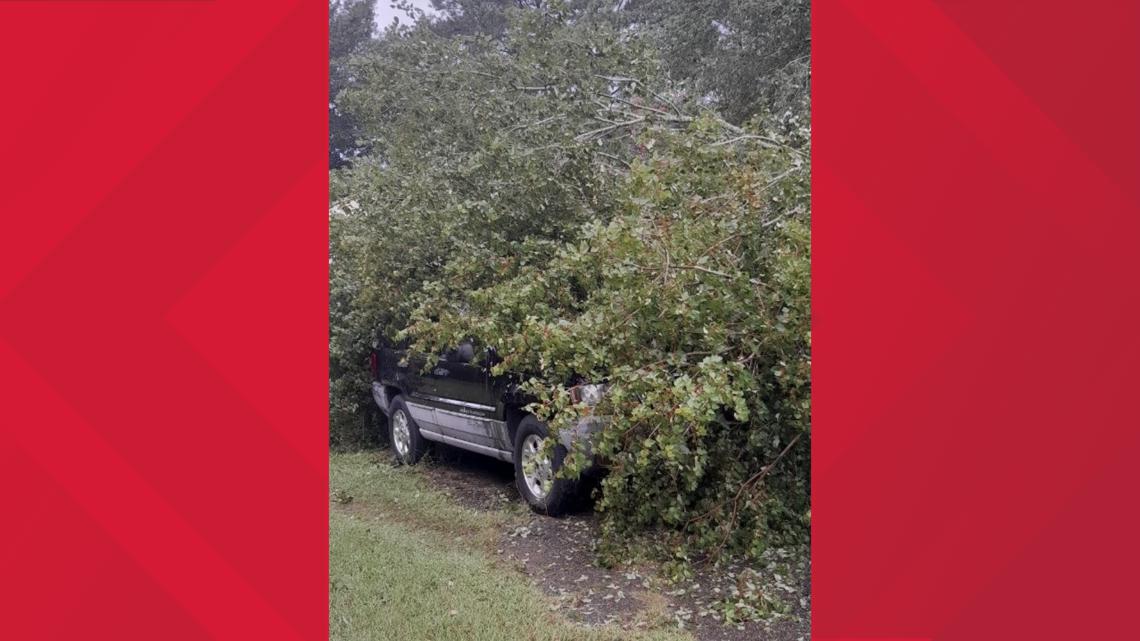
(574, 117, 645, 142)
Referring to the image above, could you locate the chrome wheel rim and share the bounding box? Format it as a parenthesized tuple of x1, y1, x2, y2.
(520, 433, 553, 501)
(392, 410, 411, 458)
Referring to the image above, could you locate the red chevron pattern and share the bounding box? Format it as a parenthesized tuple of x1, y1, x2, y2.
(0, 2, 326, 640)
(2, 1, 1137, 640)
(815, 1, 1140, 640)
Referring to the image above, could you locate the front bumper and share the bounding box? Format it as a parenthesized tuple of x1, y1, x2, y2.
(557, 415, 608, 461)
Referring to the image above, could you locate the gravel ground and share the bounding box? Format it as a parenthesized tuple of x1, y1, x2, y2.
(418, 444, 810, 641)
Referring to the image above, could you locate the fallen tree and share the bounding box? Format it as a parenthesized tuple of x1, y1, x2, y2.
(331, 4, 810, 565)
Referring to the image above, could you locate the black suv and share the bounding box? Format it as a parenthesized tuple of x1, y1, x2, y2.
(370, 342, 605, 515)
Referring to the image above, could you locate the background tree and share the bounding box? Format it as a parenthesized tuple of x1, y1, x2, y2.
(425, 1, 615, 38)
(425, 0, 514, 37)
(330, 0, 376, 168)
(625, 0, 810, 123)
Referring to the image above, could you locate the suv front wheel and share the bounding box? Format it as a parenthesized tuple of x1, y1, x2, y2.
(513, 416, 575, 516)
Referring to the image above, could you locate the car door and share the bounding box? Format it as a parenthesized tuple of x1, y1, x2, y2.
(390, 350, 450, 435)
(429, 342, 504, 450)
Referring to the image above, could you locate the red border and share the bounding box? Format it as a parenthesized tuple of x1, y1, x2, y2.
(814, 1, 1140, 639)
(2, 1, 1138, 639)
(0, 2, 327, 640)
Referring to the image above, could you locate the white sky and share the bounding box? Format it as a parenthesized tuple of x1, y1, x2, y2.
(373, 0, 438, 30)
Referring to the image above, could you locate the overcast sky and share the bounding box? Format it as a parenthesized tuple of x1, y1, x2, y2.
(373, 0, 438, 30)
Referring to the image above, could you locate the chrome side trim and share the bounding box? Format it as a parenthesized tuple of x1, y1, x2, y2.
(418, 427, 445, 443)
(406, 401, 510, 450)
(488, 419, 512, 450)
(411, 393, 496, 412)
(404, 402, 439, 431)
(434, 406, 506, 431)
(419, 429, 514, 463)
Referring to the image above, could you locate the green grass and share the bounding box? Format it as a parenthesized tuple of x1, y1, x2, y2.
(330, 451, 690, 641)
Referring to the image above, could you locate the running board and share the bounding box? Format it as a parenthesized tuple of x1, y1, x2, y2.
(418, 428, 514, 463)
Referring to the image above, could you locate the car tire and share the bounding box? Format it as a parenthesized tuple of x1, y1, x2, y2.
(514, 415, 576, 516)
(389, 396, 427, 465)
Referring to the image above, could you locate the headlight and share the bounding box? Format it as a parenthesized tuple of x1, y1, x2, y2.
(569, 383, 607, 407)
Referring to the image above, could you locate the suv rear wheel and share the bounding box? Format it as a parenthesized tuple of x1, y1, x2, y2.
(389, 396, 426, 465)
(514, 416, 575, 516)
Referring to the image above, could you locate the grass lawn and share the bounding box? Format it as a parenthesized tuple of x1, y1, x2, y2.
(330, 451, 690, 641)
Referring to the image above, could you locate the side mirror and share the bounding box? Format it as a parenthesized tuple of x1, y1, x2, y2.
(482, 346, 502, 368)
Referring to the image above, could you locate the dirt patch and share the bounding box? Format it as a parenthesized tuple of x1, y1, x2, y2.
(497, 511, 809, 641)
(499, 512, 652, 627)
(406, 443, 809, 641)
(417, 442, 522, 510)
